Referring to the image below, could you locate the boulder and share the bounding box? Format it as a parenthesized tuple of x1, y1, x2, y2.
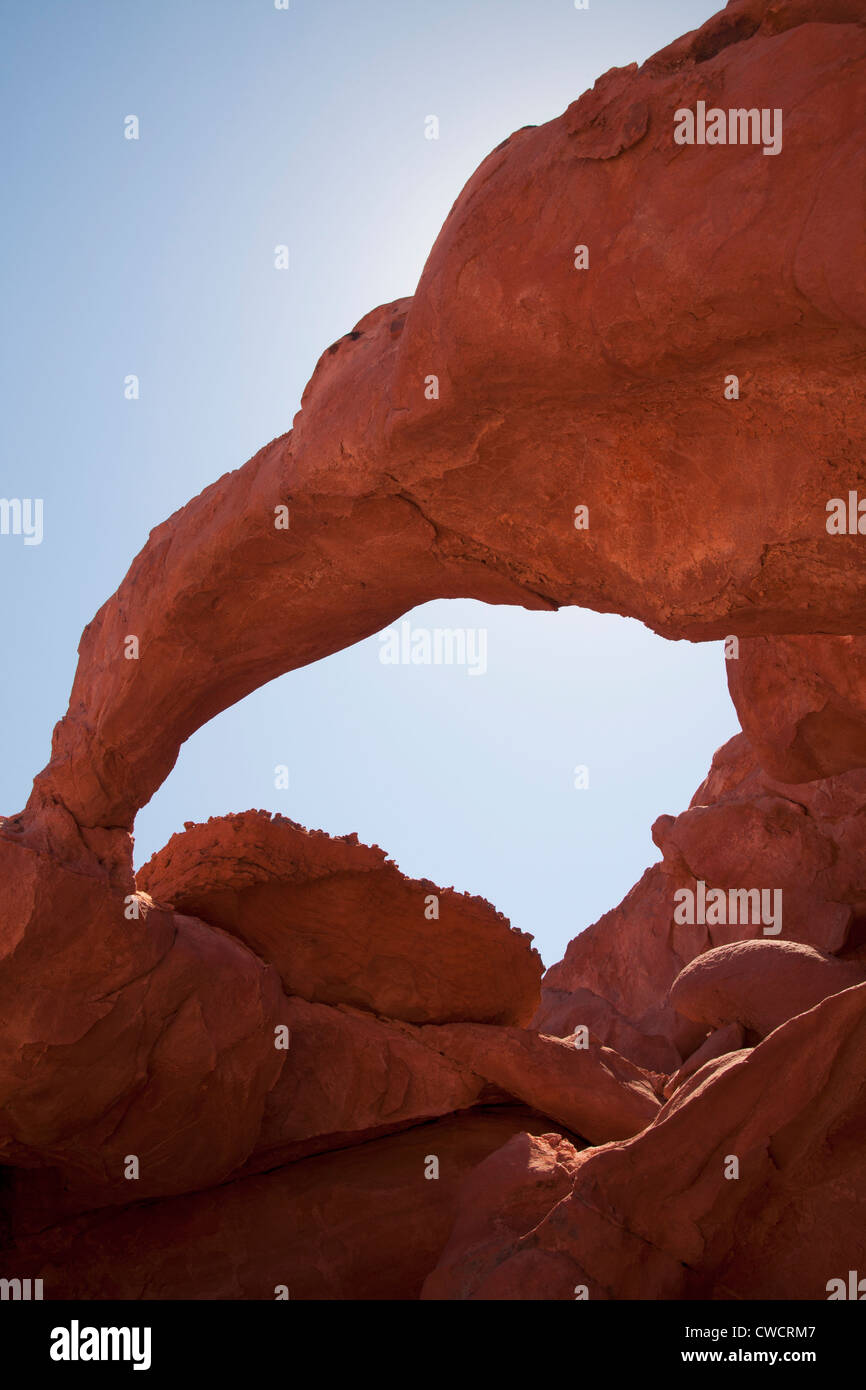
(669, 939, 865, 1038)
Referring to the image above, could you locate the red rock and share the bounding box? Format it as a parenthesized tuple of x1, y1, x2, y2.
(426, 983, 866, 1299)
(6, 1108, 564, 1301)
(414, 1023, 661, 1144)
(139, 812, 542, 1026)
(537, 734, 866, 1065)
(728, 635, 866, 781)
(669, 939, 865, 1038)
(1, 0, 866, 1304)
(653, 770, 852, 953)
(16, 0, 865, 842)
(0, 831, 287, 1204)
(658, 1047, 752, 1117)
(528, 985, 675, 1071)
(0, 821, 543, 1211)
(662, 1022, 744, 1099)
(250, 999, 485, 1165)
(536, 865, 706, 1072)
(421, 1131, 582, 1301)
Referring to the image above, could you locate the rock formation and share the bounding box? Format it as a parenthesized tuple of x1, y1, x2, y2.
(138, 812, 542, 1026)
(1, 0, 865, 1300)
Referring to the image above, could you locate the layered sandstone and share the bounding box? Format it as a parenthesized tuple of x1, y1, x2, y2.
(139, 811, 542, 1026)
(1, 0, 865, 1303)
(424, 984, 866, 1300)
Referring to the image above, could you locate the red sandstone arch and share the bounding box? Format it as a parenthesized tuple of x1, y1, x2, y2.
(2, 0, 866, 1301)
(20, 0, 866, 847)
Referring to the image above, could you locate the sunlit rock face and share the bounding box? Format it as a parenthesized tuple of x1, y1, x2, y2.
(2, 0, 866, 1300)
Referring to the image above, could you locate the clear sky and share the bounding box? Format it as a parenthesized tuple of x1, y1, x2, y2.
(0, 0, 737, 967)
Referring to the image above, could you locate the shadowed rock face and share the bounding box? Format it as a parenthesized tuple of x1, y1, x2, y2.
(2, 0, 866, 1300)
(7, 1110, 568, 1301)
(423, 985, 866, 1301)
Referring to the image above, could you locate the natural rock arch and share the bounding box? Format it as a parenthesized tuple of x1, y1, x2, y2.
(2, 0, 866, 1301)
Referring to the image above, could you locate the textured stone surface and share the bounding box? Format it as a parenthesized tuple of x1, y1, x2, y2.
(535, 863, 706, 1072)
(728, 635, 866, 782)
(662, 1022, 745, 1099)
(1, 0, 865, 1304)
(18, 0, 866, 843)
(139, 812, 542, 1026)
(421, 1131, 583, 1302)
(5, 1109, 561, 1301)
(0, 831, 287, 1205)
(425, 983, 866, 1299)
(536, 734, 866, 1066)
(669, 939, 866, 1038)
(0, 811, 640, 1220)
(415, 1024, 661, 1144)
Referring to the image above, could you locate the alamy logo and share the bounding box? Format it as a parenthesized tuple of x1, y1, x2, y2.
(378, 620, 487, 676)
(0, 1277, 43, 1299)
(674, 101, 782, 156)
(827, 1271, 866, 1299)
(49, 1320, 152, 1371)
(673, 880, 782, 935)
(0, 498, 43, 545)
(826, 492, 866, 534)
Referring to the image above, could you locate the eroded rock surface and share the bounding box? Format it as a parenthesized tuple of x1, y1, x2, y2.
(669, 939, 865, 1038)
(535, 735, 866, 1068)
(19, 0, 866, 843)
(425, 984, 866, 1300)
(728, 635, 866, 782)
(2, 0, 866, 1302)
(6, 1109, 562, 1301)
(139, 812, 542, 1026)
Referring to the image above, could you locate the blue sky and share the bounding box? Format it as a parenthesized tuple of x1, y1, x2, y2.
(0, 0, 737, 966)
